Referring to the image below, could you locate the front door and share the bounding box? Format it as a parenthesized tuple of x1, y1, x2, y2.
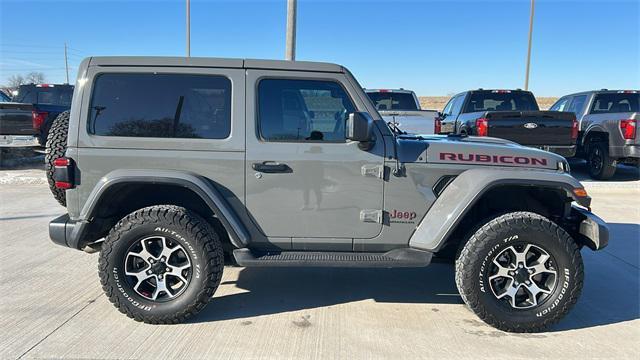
(245, 71, 384, 249)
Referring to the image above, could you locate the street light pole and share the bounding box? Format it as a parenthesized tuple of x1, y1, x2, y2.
(186, 0, 191, 57)
(285, 0, 297, 60)
(524, 0, 535, 90)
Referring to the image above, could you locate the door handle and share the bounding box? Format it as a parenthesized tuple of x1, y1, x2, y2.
(252, 161, 292, 173)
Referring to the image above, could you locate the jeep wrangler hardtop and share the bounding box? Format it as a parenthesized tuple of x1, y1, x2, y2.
(47, 56, 608, 332)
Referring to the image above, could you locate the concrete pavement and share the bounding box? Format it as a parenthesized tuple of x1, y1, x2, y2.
(0, 167, 638, 359)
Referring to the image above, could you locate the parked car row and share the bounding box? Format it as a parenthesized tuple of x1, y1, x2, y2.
(0, 83, 74, 147)
(364, 88, 638, 179)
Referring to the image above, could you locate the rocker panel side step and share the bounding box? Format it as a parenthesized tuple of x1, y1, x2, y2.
(232, 248, 432, 268)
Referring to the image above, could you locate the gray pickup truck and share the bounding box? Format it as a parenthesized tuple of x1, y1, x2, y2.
(440, 89, 578, 158)
(47, 56, 608, 332)
(365, 89, 440, 134)
(550, 90, 639, 179)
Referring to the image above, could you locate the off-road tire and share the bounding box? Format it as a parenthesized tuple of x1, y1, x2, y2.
(45, 110, 69, 206)
(98, 205, 224, 324)
(455, 212, 583, 333)
(587, 142, 616, 180)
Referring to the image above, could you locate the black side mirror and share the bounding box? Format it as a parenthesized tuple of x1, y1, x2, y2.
(439, 111, 447, 119)
(347, 112, 372, 142)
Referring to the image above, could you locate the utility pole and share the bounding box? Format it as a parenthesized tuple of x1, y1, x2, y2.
(524, 0, 535, 90)
(285, 0, 297, 60)
(186, 0, 191, 57)
(64, 42, 69, 84)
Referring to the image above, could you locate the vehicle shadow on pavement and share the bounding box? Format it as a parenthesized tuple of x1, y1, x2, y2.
(552, 222, 639, 331)
(191, 263, 463, 323)
(569, 158, 640, 182)
(193, 223, 639, 332)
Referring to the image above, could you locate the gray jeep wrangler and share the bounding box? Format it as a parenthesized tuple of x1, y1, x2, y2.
(47, 57, 608, 332)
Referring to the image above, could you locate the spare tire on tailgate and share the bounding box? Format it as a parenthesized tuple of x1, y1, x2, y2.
(45, 110, 70, 206)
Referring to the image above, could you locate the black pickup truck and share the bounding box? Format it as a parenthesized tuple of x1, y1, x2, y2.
(0, 84, 73, 147)
(439, 89, 577, 157)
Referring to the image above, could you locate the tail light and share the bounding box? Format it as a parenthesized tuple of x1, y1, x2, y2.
(476, 118, 489, 136)
(53, 157, 75, 189)
(571, 118, 579, 141)
(32, 111, 48, 131)
(620, 119, 636, 140)
(434, 117, 442, 134)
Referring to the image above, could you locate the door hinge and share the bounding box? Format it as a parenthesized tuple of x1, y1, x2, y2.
(361, 164, 385, 179)
(360, 209, 383, 223)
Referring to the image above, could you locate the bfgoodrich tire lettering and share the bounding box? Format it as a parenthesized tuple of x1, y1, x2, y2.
(99, 205, 224, 324)
(455, 212, 584, 332)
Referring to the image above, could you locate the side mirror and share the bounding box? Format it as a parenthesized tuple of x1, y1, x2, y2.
(439, 111, 447, 119)
(346, 112, 373, 142)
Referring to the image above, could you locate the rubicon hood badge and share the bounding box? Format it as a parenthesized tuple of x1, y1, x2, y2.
(524, 122, 538, 129)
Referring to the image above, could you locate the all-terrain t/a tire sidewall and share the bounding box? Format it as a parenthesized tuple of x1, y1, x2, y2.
(99, 206, 224, 323)
(45, 110, 70, 206)
(456, 212, 584, 332)
(588, 142, 616, 180)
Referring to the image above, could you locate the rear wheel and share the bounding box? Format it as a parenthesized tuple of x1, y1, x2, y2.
(587, 142, 616, 180)
(99, 205, 224, 323)
(455, 212, 583, 332)
(45, 110, 69, 206)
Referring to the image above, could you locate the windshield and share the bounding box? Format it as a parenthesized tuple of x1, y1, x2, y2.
(591, 93, 639, 114)
(464, 91, 539, 112)
(0, 92, 10, 102)
(366, 92, 419, 111)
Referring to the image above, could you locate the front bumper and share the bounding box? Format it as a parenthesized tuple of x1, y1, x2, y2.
(572, 205, 609, 250)
(0, 135, 40, 147)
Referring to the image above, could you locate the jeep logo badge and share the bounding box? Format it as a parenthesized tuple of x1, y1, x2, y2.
(524, 122, 538, 129)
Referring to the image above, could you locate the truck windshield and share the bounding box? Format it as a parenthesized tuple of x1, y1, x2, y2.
(13, 86, 74, 106)
(464, 91, 539, 112)
(366, 92, 419, 111)
(591, 93, 639, 114)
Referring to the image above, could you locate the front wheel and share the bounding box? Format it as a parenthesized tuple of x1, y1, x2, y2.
(99, 205, 224, 324)
(455, 212, 584, 332)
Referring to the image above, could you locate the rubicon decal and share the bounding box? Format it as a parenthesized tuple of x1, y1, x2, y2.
(439, 152, 548, 166)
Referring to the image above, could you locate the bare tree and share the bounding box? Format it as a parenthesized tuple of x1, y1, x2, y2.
(7, 74, 25, 88)
(25, 72, 46, 84)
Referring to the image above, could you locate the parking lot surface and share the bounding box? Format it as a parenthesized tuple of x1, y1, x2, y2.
(0, 164, 638, 359)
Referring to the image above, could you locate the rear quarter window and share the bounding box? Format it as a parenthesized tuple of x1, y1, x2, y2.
(88, 73, 231, 139)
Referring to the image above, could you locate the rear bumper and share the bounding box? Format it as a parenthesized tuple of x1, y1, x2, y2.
(533, 145, 576, 158)
(622, 144, 639, 159)
(0, 135, 40, 147)
(49, 214, 85, 249)
(572, 205, 609, 251)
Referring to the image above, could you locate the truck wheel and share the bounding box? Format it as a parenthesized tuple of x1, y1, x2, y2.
(455, 212, 583, 332)
(587, 142, 616, 180)
(98, 205, 224, 324)
(45, 110, 70, 206)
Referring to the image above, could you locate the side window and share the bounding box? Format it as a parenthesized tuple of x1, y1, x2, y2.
(89, 73, 231, 139)
(566, 95, 587, 114)
(258, 79, 355, 142)
(550, 97, 570, 111)
(450, 95, 465, 115)
(442, 97, 455, 116)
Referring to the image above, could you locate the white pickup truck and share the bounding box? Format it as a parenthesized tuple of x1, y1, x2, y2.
(365, 89, 440, 134)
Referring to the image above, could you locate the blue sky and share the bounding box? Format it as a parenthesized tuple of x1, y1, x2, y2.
(1, 0, 638, 96)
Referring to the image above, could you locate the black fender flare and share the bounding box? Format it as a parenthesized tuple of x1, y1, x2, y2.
(72, 169, 250, 249)
(408, 168, 589, 252)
